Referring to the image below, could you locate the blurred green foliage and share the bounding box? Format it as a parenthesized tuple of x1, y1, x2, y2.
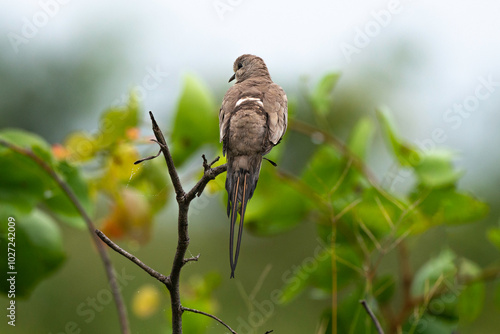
(0, 72, 498, 334)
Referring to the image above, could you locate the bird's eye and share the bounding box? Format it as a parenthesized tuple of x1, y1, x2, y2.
(237, 62, 243, 69)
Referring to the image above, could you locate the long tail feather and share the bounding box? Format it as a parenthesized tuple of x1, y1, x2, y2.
(229, 177, 239, 278)
(232, 173, 248, 277)
(226, 154, 263, 278)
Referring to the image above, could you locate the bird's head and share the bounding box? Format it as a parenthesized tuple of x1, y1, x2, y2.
(229, 54, 271, 83)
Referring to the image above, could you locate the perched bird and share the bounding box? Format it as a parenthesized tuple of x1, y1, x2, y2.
(219, 54, 288, 278)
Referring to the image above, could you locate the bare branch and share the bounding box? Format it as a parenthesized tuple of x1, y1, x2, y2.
(0, 139, 130, 334)
(202, 154, 220, 171)
(95, 229, 169, 286)
(182, 307, 238, 334)
(148, 111, 185, 198)
(186, 160, 227, 201)
(360, 300, 384, 334)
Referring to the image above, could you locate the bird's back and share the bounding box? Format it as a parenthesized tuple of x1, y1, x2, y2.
(219, 54, 287, 278)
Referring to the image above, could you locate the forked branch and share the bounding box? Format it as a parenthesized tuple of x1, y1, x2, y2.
(96, 111, 231, 333)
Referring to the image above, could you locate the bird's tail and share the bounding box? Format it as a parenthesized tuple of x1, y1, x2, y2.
(226, 154, 262, 278)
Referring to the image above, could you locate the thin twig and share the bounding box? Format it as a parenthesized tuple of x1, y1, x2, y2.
(148, 111, 185, 198)
(360, 300, 384, 334)
(202, 154, 220, 171)
(328, 158, 352, 197)
(183, 254, 200, 265)
(333, 198, 362, 221)
(182, 307, 238, 334)
(187, 161, 227, 200)
(95, 229, 169, 285)
(0, 139, 130, 334)
(134, 146, 161, 164)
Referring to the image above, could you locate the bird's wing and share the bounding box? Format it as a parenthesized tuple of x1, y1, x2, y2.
(264, 83, 288, 146)
(219, 86, 240, 154)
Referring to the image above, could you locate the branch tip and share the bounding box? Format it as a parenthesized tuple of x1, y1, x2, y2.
(183, 254, 201, 265)
(134, 148, 162, 164)
(182, 307, 238, 334)
(202, 154, 221, 171)
(360, 300, 384, 334)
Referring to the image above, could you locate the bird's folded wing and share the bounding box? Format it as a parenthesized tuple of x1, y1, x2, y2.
(263, 84, 288, 145)
(219, 86, 241, 155)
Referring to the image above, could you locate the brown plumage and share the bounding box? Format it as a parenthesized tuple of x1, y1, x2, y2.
(219, 54, 288, 278)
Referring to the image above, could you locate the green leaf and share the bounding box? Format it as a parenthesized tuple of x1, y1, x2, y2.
(413, 186, 488, 226)
(171, 74, 218, 166)
(414, 150, 463, 188)
(0, 208, 66, 298)
(403, 313, 458, 334)
(494, 283, 500, 311)
(376, 107, 421, 166)
(487, 227, 500, 251)
(311, 72, 340, 116)
(352, 188, 422, 238)
(456, 259, 484, 323)
(428, 292, 460, 322)
(64, 131, 97, 162)
(43, 161, 90, 229)
(301, 145, 343, 196)
(457, 281, 485, 323)
(0, 151, 47, 213)
(373, 275, 396, 305)
(0, 128, 53, 163)
(337, 288, 364, 333)
(128, 157, 170, 213)
(96, 94, 139, 149)
(411, 249, 456, 297)
(279, 244, 361, 304)
(458, 257, 481, 278)
(347, 117, 375, 161)
(246, 168, 310, 235)
(0, 130, 56, 213)
(0, 130, 92, 227)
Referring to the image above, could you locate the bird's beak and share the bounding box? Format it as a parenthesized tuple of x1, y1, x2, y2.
(229, 73, 236, 83)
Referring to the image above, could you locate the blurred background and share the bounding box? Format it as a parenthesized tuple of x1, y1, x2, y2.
(1, 0, 499, 333)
